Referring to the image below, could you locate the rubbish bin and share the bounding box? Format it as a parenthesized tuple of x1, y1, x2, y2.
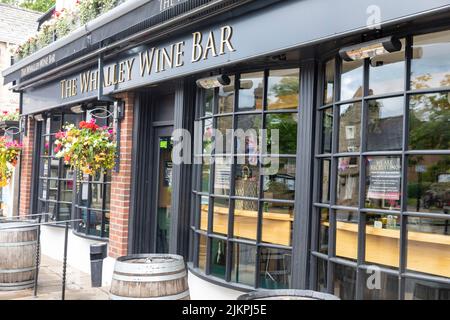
(90, 243, 107, 287)
(237, 289, 340, 300)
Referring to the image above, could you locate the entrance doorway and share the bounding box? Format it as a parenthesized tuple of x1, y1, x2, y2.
(153, 126, 174, 253)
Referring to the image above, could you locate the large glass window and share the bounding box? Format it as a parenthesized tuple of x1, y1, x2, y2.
(192, 68, 299, 288)
(314, 31, 450, 300)
(38, 112, 81, 222)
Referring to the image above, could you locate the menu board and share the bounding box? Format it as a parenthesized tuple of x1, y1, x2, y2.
(367, 157, 401, 200)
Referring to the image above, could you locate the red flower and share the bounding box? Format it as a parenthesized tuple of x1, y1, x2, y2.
(64, 155, 71, 162)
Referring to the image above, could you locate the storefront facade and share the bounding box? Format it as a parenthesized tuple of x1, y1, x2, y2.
(2, 0, 450, 300)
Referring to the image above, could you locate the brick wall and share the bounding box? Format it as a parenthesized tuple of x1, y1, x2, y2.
(19, 116, 34, 217)
(108, 92, 135, 258)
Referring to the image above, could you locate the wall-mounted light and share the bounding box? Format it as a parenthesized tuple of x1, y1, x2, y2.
(196, 75, 231, 89)
(339, 36, 402, 62)
(70, 104, 85, 114)
(34, 114, 44, 121)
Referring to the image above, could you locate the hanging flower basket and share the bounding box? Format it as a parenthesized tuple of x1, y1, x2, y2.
(54, 119, 116, 176)
(0, 138, 22, 187)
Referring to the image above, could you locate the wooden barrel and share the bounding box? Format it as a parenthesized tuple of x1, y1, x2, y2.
(0, 220, 38, 291)
(110, 254, 190, 300)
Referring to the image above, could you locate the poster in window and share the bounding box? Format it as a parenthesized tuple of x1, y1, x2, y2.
(367, 157, 401, 200)
(164, 161, 173, 187)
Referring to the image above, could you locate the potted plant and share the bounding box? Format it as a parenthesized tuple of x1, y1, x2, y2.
(0, 138, 22, 187)
(54, 119, 116, 179)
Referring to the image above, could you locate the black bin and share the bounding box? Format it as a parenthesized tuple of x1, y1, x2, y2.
(90, 243, 107, 287)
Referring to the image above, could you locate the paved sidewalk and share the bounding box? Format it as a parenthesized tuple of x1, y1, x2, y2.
(0, 255, 110, 300)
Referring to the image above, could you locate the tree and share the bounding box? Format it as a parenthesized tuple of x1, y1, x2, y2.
(20, 0, 55, 12)
(0, 0, 55, 12)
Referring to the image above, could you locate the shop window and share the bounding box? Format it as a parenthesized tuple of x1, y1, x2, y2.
(411, 30, 450, 90)
(336, 157, 360, 207)
(267, 69, 300, 110)
(335, 210, 358, 261)
(231, 242, 256, 286)
(198, 234, 207, 272)
(259, 247, 291, 289)
(407, 155, 450, 214)
(340, 60, 363, 101)
(320, 108, 333, 154)
(367, 97, 404, 151)
(333, 263, 357, 300)
(38, 112, 81, 222)
(319, 208, 329, 254)
(338, 103, 361, 153)
(316, 258, 328, 292)
(409, 93, 450, 150)
(406, 217, 450, 278)
(364, 213, 400, 269)
(405, 278, 450, 300)
(368, 39, 405, 95)
(362, 271, 399, 300)
(314, 29, 450, 300)
(323, 59, 335, 105)
(192, 68, 299, 288)
(74, 107, 112, 239)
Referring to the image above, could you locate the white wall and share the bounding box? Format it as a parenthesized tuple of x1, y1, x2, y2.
(40, 226, 115, 287)
(188, 271, 243, 300)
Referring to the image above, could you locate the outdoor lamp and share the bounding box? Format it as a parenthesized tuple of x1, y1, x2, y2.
(339, 36, 402, 61)
(196, 75, 231, 89)
(70, 104, 85, 114)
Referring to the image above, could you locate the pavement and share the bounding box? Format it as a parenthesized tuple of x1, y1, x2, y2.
(0, 255, 110, 300)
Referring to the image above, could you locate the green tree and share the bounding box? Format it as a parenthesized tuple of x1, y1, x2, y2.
(0, 0, 55, 12)
(20, 0, 55, 12)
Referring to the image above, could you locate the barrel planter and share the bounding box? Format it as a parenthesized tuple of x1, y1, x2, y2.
(0, 220, 38, 291)
(110, 254, 190, 300)
(238, 289, 340, 300)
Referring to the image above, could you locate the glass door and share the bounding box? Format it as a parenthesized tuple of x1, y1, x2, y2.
(153, 126, 174, 253)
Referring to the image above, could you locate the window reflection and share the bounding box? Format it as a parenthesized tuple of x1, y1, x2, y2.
(202, 118, 213, 155)
(210, 238, 227, 279)
(262, 157, 296, 201)
(335, 210, 358, 261)
(259, 247, 291, 289)
(319, 208, 329, 254)
(317, 258, 328, 292)
(338, 103, 361, 153)
(407, 217, 450, 278)
(367, 97, 404, 151)
(233, 200, 258, 241)
(333, 264, 356, 300)
(320, 159, 331, 203)
(405, 278, 450, 300)
(238, 72, 264, 111)
(407, 155, 450, 214)
(235, 160, 259, 199)
(218, 76, 235, 113)
(341, 60, 364, 101)
(201, 158, 211, 193)
(198, 235, 207, 271)
(409, 93, 450, 150)
(267, 69, 299, 110)
(231, 243, 256, 286)
(365, 213, 400, 269)
(363, 271, 399, 300)
(321, 108, 333, 154)
(200, 196, 209, 231)
(365, 156, 402, 210)
(203, 88, 214, 116)
(216, 116, 233, 154)
(261, 202, 294, 246)
(337, 157, 359, 207)
(212, 198, 230, 235)
(235, 114, 261, 155)
(369, 39, 405, 95)
(266, 113, 298, 155)
(411, 30, 450, 90)
(324, 59, 335, 104)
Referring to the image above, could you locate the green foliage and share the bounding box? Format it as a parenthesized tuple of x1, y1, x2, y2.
(22, 0, 55, 13)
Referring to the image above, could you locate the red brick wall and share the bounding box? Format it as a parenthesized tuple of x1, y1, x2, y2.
(108, 92, 135, 258)
(19, 116, 35, 217)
